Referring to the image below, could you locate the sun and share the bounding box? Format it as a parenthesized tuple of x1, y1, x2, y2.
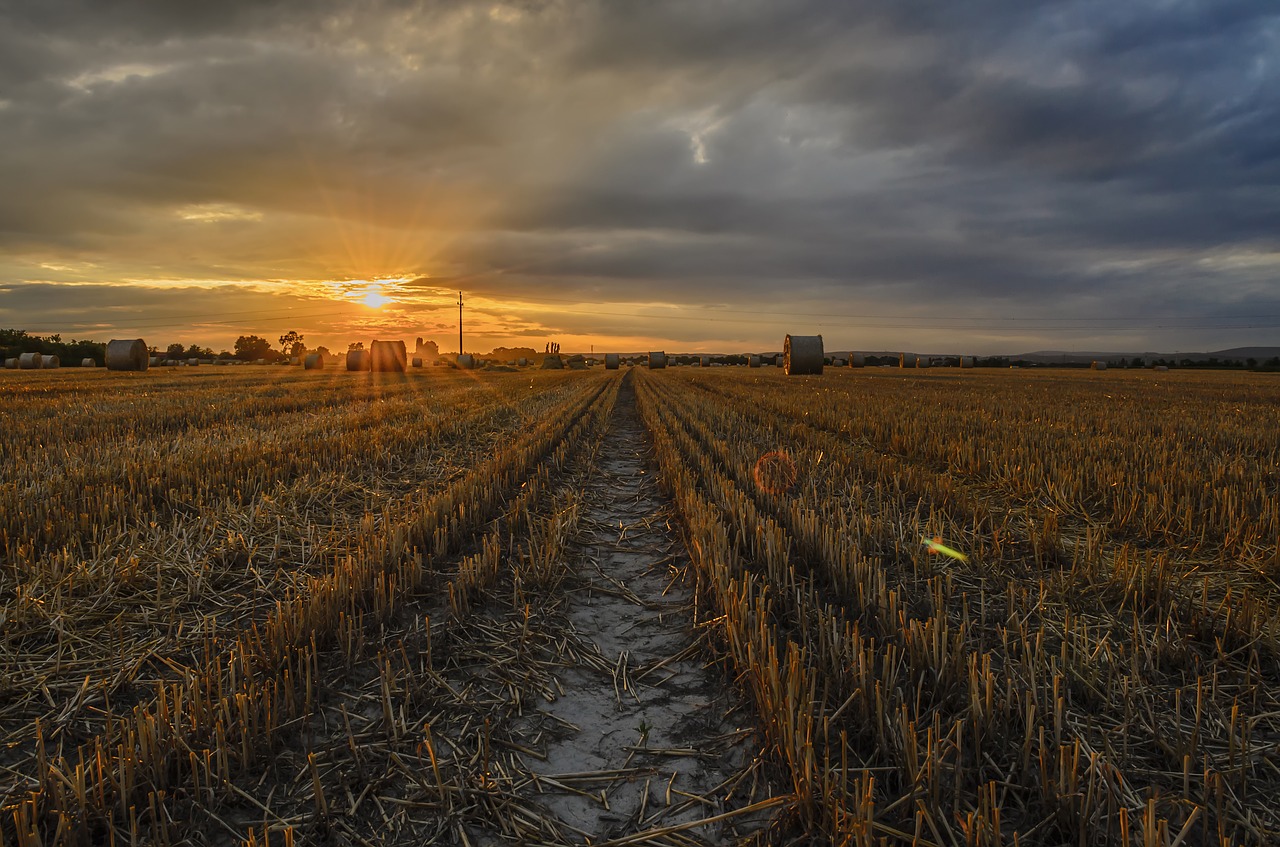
(358, 285, 392, 309)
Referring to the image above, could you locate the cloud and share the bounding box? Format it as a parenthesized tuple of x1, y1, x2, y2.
(2, 0, 1278, 353)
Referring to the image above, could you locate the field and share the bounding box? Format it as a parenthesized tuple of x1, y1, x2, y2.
(1, 364, 1278, 845)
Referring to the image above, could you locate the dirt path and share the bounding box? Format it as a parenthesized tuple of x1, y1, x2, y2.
(507, 374, 773, 844)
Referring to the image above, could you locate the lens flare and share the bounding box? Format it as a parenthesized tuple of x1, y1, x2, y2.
(922, 535, 969, 563)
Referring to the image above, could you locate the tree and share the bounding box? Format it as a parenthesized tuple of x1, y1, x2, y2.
(279, 330, 305, 358)
(235, 335, 274, 361)
(166, 343, 186, 359)
(348, 341, 364, 352)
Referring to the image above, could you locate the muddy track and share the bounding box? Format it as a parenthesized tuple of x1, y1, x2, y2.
(507, 373, 777, 844)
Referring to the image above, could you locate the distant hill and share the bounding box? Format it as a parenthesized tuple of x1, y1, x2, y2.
(1013, 348, 1280, 364)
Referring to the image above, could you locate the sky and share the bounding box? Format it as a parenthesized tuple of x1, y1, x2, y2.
(2, 0, 1279, 356)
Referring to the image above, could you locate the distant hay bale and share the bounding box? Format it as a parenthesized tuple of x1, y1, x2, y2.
(849, 353, 865, 368)
(254, 358, 267, 365)
(288, 356, 299, 366)
(411, 356, 423, 368)
(774, 355, 784, 367)
(698, 355, 709, 367)
(900, 353, 914, 369)
(370, 340, 407, 372)
(748, 355, 761, 368)
(541, 354, 564, 370)
(4, 358, 16, 369)
(960, 356, 976, 369)
(784, 334, 824, 375)
(304, 353, 325, 370)
(18, 352, 41, 369)
(916, 357, 931, 369)
(188, 358, 200, 367)
(648, 351, 667, 369)
(149, 356, 162, 367)
(346, 350, 370, 371)
(1154, 365, 1169, 372)
(1091, 360, 1108, 371)
(517, 357, 528, 367)
(106, 339, 149, 371)
(832, 358, 846, 367)
(457, 354, 477, 369)
(81, 358, 96, 368)
(40, 354, 60, 369)
(566, 355, 588, 370)
(605, 353, 620, 370)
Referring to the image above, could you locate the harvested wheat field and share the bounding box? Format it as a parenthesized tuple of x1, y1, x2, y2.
(2, 365, 1279, 845)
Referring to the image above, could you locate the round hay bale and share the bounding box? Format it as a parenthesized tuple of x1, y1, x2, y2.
(567, 355, 587, 370)
(81, 358, 96, 368)
(541, 354, 564, 370)
(849, 353, 866, 368)
(648, 351, 667, 369)
(604, 353, 620, 370)
(346, 350, 371, 371)
(18, 352, 42, 369)
(411, 356, 423, 368)
(457, 354, 477, 369)
(1154, 365, 1169, 372)
(149, 356, 162, 367)
(784, 334, 823, 375)
(748, 355, 761, 368)
(187, 358, 200, 367)
(288, 356, 299, 366)
(517, 357, 528, 367)
(832, 358, 846, 367)
(899, 353, 914, 369)
(699, 355, 710, 367)
(304, 353, 325, 370)
(1091, 360, 1108, 371)
(40, 354, 60, 369)
(106, 339, 149, 371)
(916, 357, 931, 369)
(4, 358, 17, 369)
(959, 356, 975, 369)
(370, 340, 407, 372)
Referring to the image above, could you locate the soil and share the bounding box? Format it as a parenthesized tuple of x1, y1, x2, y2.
(501, 375, 773, 843)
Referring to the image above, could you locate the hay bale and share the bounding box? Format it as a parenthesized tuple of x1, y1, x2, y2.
(748, 355, 761, 368)
(370, 340, 407, 372)
(18, 352, 42, 369)
(648, 351, 667, 369)
(1154, 365, 1169, 372)
(188, 358, 200, 367)
(832, 358, 846, 367)
(346, 350, 370, 371)
(1091, 360, 1108, 371)
(304, 353, 325, 370)
(916, 357, 931, 369)
(899, 353, 914, 369)
(849, 353, 865, 368)
(4, 358, 16, 369)
(960, 356, 975, 369)
(457, 354, 477, 369)
(567, 354, 587, 370)
(517, 357, 528, 367)
(541, 354, 564, 370)
(81, 358, 96, 368)
(149, 356, 162, 367)
(411, 356, 423, 368)
(106, 339, 149, 371)
(784, 334, 823, 375)
(288, 356, 299, 366)
(605, 353, 620, 370)
(40, 354, 60, 369)
(699, 355, 710, 367)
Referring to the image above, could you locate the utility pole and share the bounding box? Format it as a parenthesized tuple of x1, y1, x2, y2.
(458, 292, 463, 355)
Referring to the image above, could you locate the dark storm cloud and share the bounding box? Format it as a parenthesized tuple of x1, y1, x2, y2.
(2, 0, 1279, 352)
